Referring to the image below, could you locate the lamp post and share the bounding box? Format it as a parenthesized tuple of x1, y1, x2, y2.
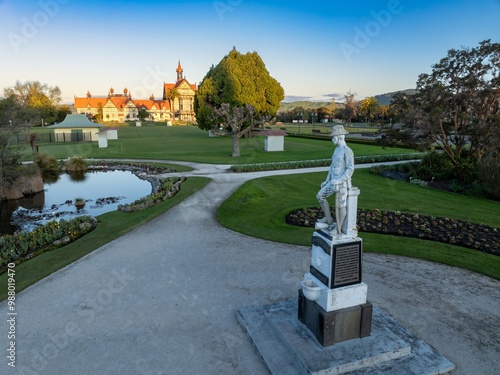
(9, 120, 12, 127)
(311, 112, 315, 131)
(298, 112, 302, 135)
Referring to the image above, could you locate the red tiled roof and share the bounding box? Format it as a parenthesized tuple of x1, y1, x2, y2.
(75, 96, 170, 111)
(74, 97, 107, 108)
(109, 97, 129, 108)
(133, 100, 170, 110)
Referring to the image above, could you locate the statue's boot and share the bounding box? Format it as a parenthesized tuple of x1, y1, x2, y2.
(317, 200, 334, 225)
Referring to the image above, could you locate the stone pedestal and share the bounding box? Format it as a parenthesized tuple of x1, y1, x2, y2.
(298, 289, 372, 346)
(299, 231, 371, 346)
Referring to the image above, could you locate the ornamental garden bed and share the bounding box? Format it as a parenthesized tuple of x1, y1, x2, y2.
(286, 207, 499, 256)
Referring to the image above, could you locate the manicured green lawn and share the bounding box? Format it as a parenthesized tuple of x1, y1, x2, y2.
(217, 169, 500, 279)
(0, 177, 210, 300)
(21, 125, 412, 164)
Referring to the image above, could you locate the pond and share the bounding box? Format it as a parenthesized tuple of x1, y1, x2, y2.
(0, 170, 152, 236)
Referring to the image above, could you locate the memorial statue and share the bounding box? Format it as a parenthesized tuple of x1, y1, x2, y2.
(316, 125, 354, 234)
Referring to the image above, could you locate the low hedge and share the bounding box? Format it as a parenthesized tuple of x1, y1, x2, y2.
(230, 153, 426, 173)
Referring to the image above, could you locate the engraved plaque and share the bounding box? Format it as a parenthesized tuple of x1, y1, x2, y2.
(332, 242, 361, 288)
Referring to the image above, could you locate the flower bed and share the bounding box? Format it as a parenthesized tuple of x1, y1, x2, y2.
(285, 207, 499, 256)
(0, 216, 98, 271)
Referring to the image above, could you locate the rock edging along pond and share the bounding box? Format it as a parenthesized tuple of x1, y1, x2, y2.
(0, 176, 188, 272)
(286, 207, 499, 256)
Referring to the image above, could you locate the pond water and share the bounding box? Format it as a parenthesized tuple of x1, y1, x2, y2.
(0, 170, 152, 236)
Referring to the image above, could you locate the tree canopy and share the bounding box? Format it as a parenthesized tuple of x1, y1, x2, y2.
(399, 40, 499, 163)
(194, 48, 284, 131)
(3, 80, 64, 126)
(359, 96, 380, 124)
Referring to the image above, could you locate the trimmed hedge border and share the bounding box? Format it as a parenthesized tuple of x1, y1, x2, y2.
(286, 207, 499, 256)
(230, 153, 426, 173)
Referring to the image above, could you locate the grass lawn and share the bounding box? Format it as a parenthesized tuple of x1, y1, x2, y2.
(217, 169, 500, 280)
(0, 177, 210, 300)
(21, 125, 412, 164)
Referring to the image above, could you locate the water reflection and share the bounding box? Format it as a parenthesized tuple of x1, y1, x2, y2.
(0, 170, 152, 235)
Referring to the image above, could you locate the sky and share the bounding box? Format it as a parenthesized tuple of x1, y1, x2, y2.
(0, 0, 499, 104)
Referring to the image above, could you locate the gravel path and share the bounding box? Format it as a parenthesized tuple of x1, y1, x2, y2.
(1, 162, 498, 375)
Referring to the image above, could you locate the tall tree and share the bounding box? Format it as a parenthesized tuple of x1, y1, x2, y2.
(342, 91, 357, 124)
(164, 87, 180, 122)
(389, 92, 412, 122)
(317, 106, 332, 122)
(359, 96, 380, 124)
(411, 39, 499, 163)
(4, 80, 63, 125)
(195, 48, 284, 157)
(0, 96, 37, 200)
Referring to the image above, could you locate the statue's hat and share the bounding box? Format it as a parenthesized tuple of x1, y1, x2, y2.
(330, 125, 349, 136)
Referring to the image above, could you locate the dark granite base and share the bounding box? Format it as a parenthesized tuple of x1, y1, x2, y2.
(298, 289, 372, 346)
(236, 299, 455, 375)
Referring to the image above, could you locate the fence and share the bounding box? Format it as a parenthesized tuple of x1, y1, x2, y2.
(13, 132, 93, 144)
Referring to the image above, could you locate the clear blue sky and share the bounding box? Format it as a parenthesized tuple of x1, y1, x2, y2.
(1, 0, 499, 104)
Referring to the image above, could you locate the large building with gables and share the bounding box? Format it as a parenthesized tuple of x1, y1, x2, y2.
(74, 62, 197, 123)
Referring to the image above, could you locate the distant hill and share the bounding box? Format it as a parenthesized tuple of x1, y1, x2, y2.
(279, 101, 337, 112)
(374, 89, 416, 106)
(278, 89, 416, 112)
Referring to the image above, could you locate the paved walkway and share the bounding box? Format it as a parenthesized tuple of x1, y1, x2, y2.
(1, 163, 499, 375)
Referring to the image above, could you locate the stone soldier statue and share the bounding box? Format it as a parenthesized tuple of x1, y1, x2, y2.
(316, 125, 354, 234)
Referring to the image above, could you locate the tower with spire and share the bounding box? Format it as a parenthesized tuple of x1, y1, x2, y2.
(176, 60, 183, 82)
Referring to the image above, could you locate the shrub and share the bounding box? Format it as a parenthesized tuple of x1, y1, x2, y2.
(34, 153, 59, 172)
(477, 156, 500, 199)
(417, 152, 454, 180)
(65, 156, 88, 172)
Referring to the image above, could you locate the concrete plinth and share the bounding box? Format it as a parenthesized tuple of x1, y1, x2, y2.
(236, 299, 455, 375)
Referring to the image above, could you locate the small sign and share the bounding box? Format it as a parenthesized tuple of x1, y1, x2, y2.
(310, 239, 362, 289)
(333, 243, 361, 287)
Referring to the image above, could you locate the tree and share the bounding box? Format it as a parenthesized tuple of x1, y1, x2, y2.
(214, 103, 256, 157)
(0, 96, 36, 200)
(4, 80, 63, 125)
(56, 105, 72, 123)
(342, 91, 357, 124)
(411, 39, 499, 163)
(195, 48, 284, 157)
(4, 80, 61, 107)
(164, 87, 180, 122)
(138, 109, 149, 121)
(389, 92, 412, 123)
(359, 97, 380, 124)
(93, 103, 104, 123)
(317, 106, 332, 122)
